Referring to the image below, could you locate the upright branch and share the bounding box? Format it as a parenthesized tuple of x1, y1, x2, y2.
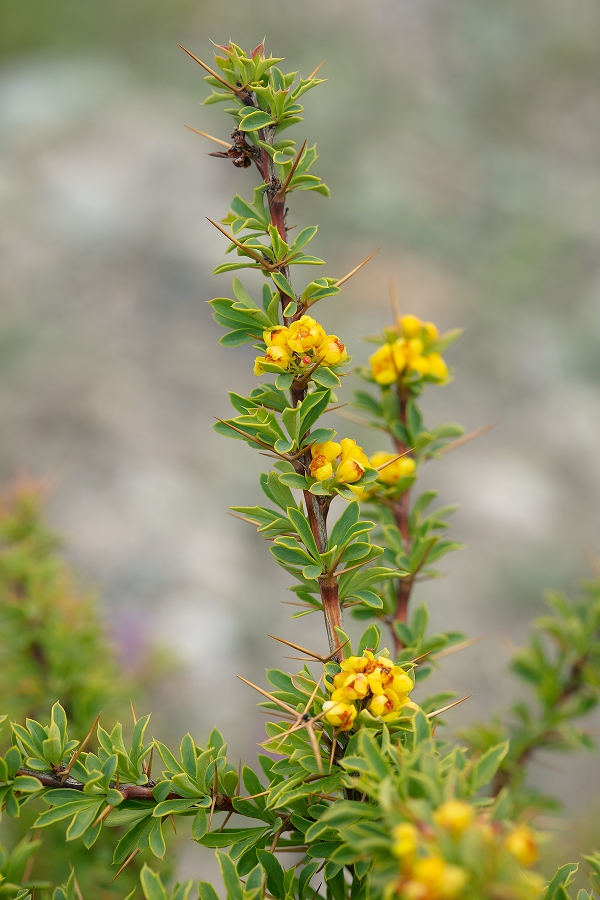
(1, 39, 599, 900)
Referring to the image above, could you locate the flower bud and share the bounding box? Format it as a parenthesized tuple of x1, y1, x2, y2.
(310, 455, 333, 482)
(401, 314, 422, 338)
(433, 800, 475, 835)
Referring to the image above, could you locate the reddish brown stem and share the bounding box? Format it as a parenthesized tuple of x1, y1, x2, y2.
(391, 385, 413, 653)
(17, 768, 234, 811)
(241, 94, 343, 659)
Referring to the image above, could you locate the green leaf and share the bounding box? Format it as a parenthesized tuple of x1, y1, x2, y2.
(275, 373, 294, 390)
(290, 225, 318, 253)
(287, 506, 320, 560)
(311, 368, 340, 389)
(357, 624, 381, 655)
(238, 110, 276, 132)
(278, 473, 309, 490)
(358, 732, 388, 781)
(153, 798, 197, 817)
(217, 851, 243, 900)
(199, 883, 221, 900)
(469, 742, 509, 792)
(140, 864, 168, 900)
(12, 775, 42, 794)
(544, 864, 579, 900)
(192, 807, 208, 840)
(351, 590, 383, 609)
(271, 272, 295, 299)
(257, 850, 285, 900)
(299, 390, 331, 436)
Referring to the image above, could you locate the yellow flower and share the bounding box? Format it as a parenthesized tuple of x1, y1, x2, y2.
(408, 356, 429, 376)
(404, 338, 424, 360)
(310, 455, 333, 482)
(426, 353, 448, 382)
(331, 672, 370, 700)
(391, 670, 414, 695)
(407, 857, 468, 900)
(337, 458, 365, 484)
(336, 439, 368, 484)
(422, 321, 439, 342)
(339, 655, 369, 674)
(253, 357, 267, 376)
(370, 451, 416, 486)
(369, 689, 404, 717)
(433, 800, 475, 835)
(340, 438, 369, 466)
(311, 439, 341, 463)
(318, 335, 347, 366)
(263, 325, 290, 348)
(287, 315, 326, 354)
(265, 345, 291, 367)
(505, 825, 538, 867)
(401, 314, 422, 339)
(392, 823, 419, 859)
(369, 343, 397, 385)
(322, 700, 357, 731)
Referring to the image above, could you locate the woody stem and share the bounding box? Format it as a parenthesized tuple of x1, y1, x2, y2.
(250, 113, 343, 661)
(391, 386, 412, 653)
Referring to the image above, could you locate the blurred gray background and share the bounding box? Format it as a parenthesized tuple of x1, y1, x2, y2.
(2, 0, 600, 876)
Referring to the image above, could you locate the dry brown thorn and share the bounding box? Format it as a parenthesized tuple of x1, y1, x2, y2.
(278, 140, 307, 196)
(184, 125, 231, 149)
(206, 218, 276, 270)
(92, 804, 114, 829)
(110, 848, 139, 884)
(60, 712, 101, 784)
(375, 447, 417, 472)
(308, 61, 324, 80)
(335, 249, 380, 288)
(411, 634, 489, 665)
(438, 422, 499, 455)
(179, 45, 244, 94)
(426, 695, 472, 719)
(267, 633, 349, 664)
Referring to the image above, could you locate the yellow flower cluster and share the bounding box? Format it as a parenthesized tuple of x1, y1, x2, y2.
(309, 436, 369, 489)
(322, 651, 415, 731)
(393, 819, 468, 900)
(370, 451, 416, 487)
(254, 315, 347, 376)
(392, 804, 541, 900)
(369, 314, 448, 386)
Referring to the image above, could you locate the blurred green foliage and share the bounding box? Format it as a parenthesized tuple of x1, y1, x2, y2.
(0, 482, 151, 896)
